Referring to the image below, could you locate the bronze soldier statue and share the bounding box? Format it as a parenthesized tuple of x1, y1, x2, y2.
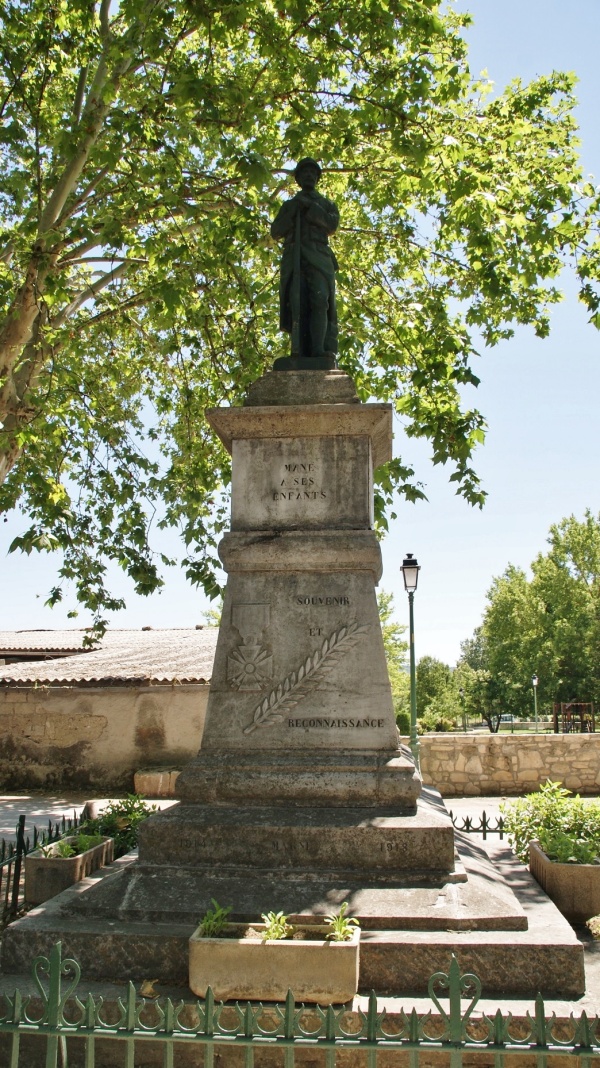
(271, 158, 339, 369)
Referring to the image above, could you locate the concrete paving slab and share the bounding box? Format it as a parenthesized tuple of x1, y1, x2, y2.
(0, 794, 177, 842)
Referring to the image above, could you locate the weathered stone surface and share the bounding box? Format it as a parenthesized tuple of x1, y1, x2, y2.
(0, 683, 208, 792)
(417, 733, 600, 796)
(184, 569, 398, 758)
(137, 798, 455, 874)
(188, 924, 360, 1004)
(231, 436, 373, 531)
(219, 530, 383, 581)
(2, 838, 583, 998)
(176, 749, 420, 808)
(133, 768, 181, 797)
(244, 369, 359, 407)
(206, 403, 393, 470)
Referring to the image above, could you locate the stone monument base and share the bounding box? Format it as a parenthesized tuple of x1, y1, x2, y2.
(1, 813, 584, 998)
(176, 747, 421, 808)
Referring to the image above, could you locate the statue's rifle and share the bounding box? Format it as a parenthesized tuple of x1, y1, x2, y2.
(291, 198, 302, 356)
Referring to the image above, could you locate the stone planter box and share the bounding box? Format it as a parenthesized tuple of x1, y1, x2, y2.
(189, 923, 360, 1004)
(25, 836, 114, 906)
(529, 841, 600, 923)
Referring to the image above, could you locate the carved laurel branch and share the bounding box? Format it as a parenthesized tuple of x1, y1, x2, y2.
(243, 622, 369, 735)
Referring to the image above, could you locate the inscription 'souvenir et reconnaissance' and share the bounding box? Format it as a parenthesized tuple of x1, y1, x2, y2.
(243, 622, 369, 735)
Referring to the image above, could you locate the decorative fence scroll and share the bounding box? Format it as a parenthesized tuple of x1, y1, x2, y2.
(1, 941, 600, 1067)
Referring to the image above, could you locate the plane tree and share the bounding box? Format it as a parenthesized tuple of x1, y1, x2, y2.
(1, 0, 599, 625)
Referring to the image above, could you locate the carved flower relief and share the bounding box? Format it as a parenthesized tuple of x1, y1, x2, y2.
(227, 644, 273, 691)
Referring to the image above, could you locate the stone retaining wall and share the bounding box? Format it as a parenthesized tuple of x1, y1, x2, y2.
(419, 732, 600, 796)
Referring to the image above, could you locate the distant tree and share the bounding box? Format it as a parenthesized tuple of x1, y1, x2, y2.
(416, 654, 462, 732)
(478, 565, 543, 717)
(416, 655, 452, 716)
(457, 635, 503, 732)
(459, 511, 600, 724)
(377, 591, 409, 731)
(531, 512, 600, 705)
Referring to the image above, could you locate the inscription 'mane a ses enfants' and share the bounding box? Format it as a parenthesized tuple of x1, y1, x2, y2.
(273, 462, 327, 502)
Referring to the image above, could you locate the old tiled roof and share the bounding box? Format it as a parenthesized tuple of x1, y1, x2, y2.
(0, 628, 218, 686)
(0, 630, 96, 655)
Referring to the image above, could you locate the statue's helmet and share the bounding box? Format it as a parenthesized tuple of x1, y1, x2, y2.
(294, 157, 321, 183)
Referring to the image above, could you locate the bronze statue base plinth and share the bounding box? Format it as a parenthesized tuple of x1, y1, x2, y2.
(273, 353, 337, 371)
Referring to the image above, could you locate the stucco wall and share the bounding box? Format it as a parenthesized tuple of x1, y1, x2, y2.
(419, 732, 600, 796)
(0, 684, 208, 791)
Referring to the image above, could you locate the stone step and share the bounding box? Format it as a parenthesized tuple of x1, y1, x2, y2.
(176, 746, 421, 807)
(137, 798, 455, 874)
(4, 839, 578, 999)
(1, 897, 582, 999)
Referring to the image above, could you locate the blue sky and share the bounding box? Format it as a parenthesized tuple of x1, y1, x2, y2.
(1, 0, 599, 665)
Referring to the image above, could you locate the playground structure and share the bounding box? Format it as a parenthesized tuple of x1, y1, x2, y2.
(553, 701, 595, 733)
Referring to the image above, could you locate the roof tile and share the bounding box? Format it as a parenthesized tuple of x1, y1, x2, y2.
(0, 628, 218, 685)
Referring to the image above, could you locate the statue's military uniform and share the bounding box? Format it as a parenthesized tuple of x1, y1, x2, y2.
(271, 162, 339, 359)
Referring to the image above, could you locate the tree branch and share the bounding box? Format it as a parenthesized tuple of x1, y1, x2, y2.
(57, 234, 104, 264)
(0, 241, 15, 266)
(52, 260, 131, 327)
(99, 0, 111, 39)
(73, 65, 88, 125)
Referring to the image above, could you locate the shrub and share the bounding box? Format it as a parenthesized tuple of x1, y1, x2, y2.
(501, 780, 600, 863)
(419, 707, 454, 733)
(537, 830, 599, 865)
(80, 794, 158, 857)
(395, 710, 410, 734)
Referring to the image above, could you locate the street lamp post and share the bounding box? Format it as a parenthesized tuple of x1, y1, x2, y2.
(401, 553, 421, 770)
(532, 674, 539, 733)
(459, 686, 467, 733)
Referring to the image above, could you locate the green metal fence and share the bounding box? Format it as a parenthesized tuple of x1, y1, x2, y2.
(448, 810, 505, 840)
(1, 941, 600, 1066)
(1, 812, 83, 927)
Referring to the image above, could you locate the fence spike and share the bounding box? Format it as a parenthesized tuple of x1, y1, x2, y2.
(408, 1006, 420, 1043)
(534, 991, 547, 1047)
(125, 982, 137, 1031)
(447, 955, 464, 1043)
(575, 1010, 595, 1051)
(284, 989, 295, 1039)
(366, 990, 378, 1042)
(204, 986, 215, 1036)
(325, 1004, 336, 1042)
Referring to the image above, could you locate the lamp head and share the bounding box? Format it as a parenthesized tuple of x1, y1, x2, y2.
(401, 553, 420, 594)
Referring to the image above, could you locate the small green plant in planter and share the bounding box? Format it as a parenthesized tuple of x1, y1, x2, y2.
(197, 899, 232, 937)
(189, 903, 361, 1002)
(324, 901, 360, 942)
(79, 794, 158, 857)
(38, 833, 105, 859)
(54, 839, 76, 858)
(260, 911, 294, 941)
(538, 830, 599, 865)
(500, 780, 600, 863)
(25, 832, 114, 906)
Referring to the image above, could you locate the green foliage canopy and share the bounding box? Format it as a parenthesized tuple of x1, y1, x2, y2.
(377, 589, 409, 728)
(460, 511, 600, 716)
(1, 0, 599, 623)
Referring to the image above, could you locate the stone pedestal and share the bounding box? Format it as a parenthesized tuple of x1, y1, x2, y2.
(1, 370, 585, 999)
(176, 371, 420, 816)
